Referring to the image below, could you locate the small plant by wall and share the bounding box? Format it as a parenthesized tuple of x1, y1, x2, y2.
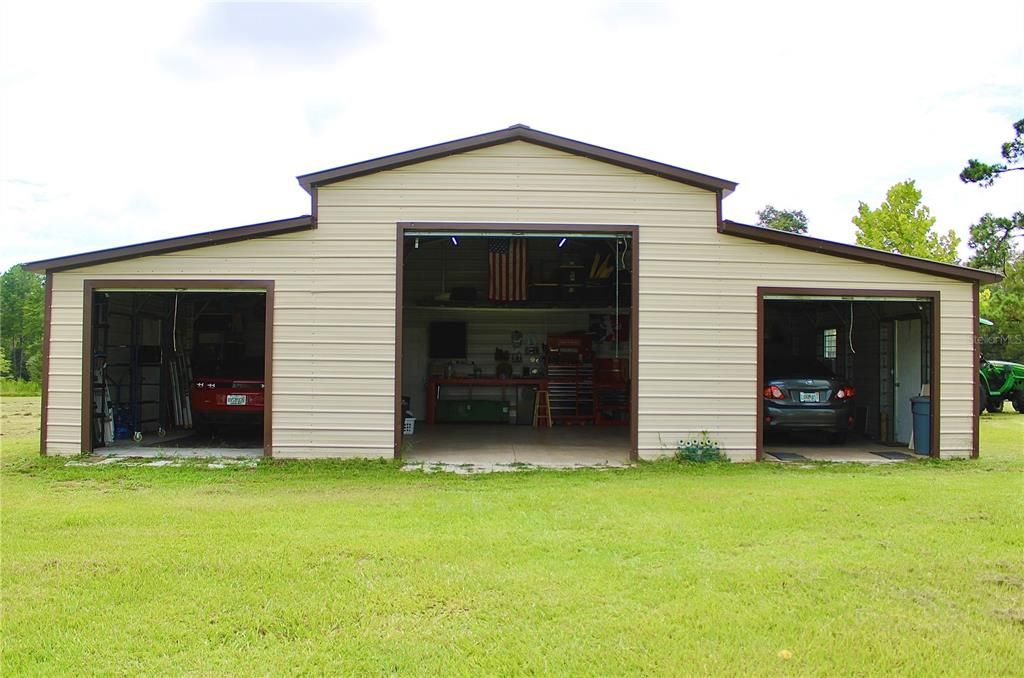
(675, 431, 729, 463)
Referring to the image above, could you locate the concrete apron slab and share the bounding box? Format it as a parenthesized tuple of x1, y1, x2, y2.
(402, 424, 632, 473)
(402, 459, 631, 474)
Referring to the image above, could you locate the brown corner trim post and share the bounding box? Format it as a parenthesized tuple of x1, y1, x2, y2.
(630, 224, 640, 461)
(972, 281, 980, 459)
(756, 288, 765, 462)
(39, 273, 53, 455)
(80, 279, 275, 457)
(262, 282, 275, 458)
(394, 223, 405, 459)
(756, 288, 942, 462)
(932, 291, 942, 459)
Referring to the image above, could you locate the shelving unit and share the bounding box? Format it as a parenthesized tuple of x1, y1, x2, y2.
(90, 294, 166, 445)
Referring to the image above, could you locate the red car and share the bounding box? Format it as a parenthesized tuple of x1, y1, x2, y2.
(190, 377, 264, 430)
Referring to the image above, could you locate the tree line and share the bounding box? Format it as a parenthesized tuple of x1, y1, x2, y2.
(757, 118, 1023, 363)
(1, 264, 45, 384)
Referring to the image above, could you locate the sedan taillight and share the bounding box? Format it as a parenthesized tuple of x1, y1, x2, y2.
(834, 386, 856, 400)
(763, 385, 785, 400)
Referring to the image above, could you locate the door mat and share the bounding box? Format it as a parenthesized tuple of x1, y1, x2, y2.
(767, 452, 809, 462)
(872, 451, 913, 460)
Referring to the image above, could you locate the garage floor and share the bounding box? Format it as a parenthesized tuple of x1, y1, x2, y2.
(403, 425, 632, 469)
(764, 436, 926, 463)
(100, 429, 263, 458)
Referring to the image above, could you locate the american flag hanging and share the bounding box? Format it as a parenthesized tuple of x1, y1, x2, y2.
(488, 238, 527, 301)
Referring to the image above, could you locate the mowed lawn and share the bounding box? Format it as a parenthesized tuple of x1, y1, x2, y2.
(2, 397, 1022, 675)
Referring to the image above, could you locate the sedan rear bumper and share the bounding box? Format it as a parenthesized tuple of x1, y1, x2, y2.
(765, 401, 855, 433)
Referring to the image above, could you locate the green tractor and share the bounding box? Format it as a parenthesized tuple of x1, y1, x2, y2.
(979, 358, 1024, 414)
(978, 317, 1024, 414)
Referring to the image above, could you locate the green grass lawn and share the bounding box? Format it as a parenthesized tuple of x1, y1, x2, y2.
(0, 379, 41, 398)
(2, 400, 1022, 675)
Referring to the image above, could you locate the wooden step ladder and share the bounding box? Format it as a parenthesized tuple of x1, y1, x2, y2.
(533, 387, 553, 428)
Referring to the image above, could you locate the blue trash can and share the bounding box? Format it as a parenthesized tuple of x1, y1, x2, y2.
(910, 396, 930, 455)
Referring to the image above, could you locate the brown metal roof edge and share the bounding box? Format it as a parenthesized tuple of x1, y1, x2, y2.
(23, 215, 313, 273)
(718, 219, 1002, 285)
(296, 124, 739, 195)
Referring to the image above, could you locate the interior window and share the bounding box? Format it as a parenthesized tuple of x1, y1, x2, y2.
(823, 328, 837, 360)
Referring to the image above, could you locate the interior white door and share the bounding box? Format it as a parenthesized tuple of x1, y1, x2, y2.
(402, 325, 428, 418)
(893, 318, 922, 444)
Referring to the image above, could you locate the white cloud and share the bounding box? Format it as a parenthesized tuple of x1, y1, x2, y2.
(1, 0, 1021, 270)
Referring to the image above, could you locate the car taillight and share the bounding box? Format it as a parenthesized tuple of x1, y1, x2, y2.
(763, 385, 785, 400)
(834, 386, 855, 400)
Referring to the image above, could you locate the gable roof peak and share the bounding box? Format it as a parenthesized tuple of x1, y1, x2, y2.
(296, 125, 738, 196)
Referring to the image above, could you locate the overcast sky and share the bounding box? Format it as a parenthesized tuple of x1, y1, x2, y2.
(1, 0, 1021, 272)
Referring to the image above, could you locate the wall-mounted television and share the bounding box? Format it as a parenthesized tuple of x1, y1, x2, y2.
(429, 321, 467, 359)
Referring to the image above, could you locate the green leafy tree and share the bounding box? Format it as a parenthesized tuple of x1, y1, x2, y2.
(756, 205, 808, 234)
(979, 256, 1024, 363)
(960, 118, 1024, 187)
(0, 346, 10, 378)
(853, 180, 961, 263)
(968, 212, 1024, 274)
(960, 118, 1023, 360)
(0, 265, 45, 382)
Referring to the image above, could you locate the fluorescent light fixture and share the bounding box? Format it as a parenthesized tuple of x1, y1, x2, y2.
(450, 236, 458, 245)
(557, 237, 567, 248)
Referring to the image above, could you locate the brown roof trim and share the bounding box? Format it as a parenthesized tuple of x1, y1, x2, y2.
(297, 124, 738, 195)
(23, 215, 313, 273)
(719, 220, 1002, 285)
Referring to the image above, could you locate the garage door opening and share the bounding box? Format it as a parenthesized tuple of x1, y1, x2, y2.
(86, 287, 269, 457)
(759, 291, 938, 462)
(397, 226, 637, 465)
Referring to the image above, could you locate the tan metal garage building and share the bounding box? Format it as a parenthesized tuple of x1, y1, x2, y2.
(26, 126, 1000, 462)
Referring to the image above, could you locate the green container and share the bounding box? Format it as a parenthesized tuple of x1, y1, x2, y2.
(435, 400, 509, 423)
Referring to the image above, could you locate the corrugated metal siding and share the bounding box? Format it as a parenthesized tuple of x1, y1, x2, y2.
(638, 241, 975, 461)
(44, 140, 976, 459)
(44, 224, 396, 458)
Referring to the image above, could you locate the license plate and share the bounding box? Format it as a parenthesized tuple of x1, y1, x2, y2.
(799, 392, 819, 403)
(226, 394, 247, 406)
